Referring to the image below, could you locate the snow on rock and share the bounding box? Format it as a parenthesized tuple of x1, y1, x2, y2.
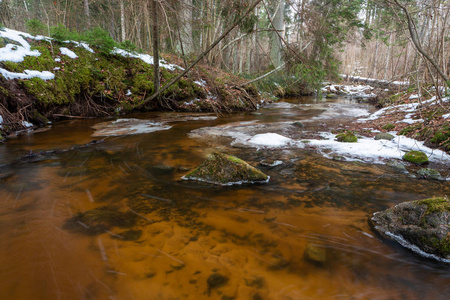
(59, 47, 78, 59)
(248, 133, 293, 147)
(111, 48, 183, 71)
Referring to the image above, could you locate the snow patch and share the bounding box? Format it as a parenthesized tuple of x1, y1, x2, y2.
(443, 113, 450, 119)
(194, 79, 207, 87)
(59, 47, 78, 59)
(111, 48, 183, 71)
(0, 68, 55, 80)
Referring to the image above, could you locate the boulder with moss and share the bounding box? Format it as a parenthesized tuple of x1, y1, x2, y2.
(183, 152, 269, 185)
(335, 131, 357, 143)
(402, 150, 428, 164)
(371, 197, 450, 262)
(375, 132, 394, 140)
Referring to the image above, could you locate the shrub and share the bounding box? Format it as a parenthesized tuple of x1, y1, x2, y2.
(26, 19, 46, 36)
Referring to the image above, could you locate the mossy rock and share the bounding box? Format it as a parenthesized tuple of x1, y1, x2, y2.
(402, 150, 428, 165)
(417, 168, 445, 181)
(371, 197, 450, 261)
(326, 93, 337, 99)
(375, 133, 395, 141)
(335, 131, 357, 143)
(183, 152, 269, 185)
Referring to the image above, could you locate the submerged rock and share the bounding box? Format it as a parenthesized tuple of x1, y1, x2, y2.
(402, 150, 428, 165)
(304, 243, 327, 265)
(183, 152, 269, 185)
(371, 197, 450, 262)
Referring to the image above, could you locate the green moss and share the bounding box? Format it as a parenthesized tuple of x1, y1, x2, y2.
(431, 122, 450, 144)
(416, 197, 450, 214)
(382, 123, 395, 131)
(184, 152, 268, 185)
(402, 150, 428, 164)
(399, 123, 422, 136)
(0, 85, 9, 97)
(335, 131, 357, 143)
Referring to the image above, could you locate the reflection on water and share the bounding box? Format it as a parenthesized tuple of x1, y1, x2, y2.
(0, 98, 449, 299)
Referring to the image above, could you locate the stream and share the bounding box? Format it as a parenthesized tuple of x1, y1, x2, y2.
(0, 96, 449, 300)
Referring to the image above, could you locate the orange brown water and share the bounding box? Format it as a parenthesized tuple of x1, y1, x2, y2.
(1, 98, 449, 299)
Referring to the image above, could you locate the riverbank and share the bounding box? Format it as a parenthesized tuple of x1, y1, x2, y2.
(0, 27, 259, 139)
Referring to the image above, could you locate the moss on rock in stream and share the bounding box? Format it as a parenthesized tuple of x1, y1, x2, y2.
(371, 196, 450, 260)
(183, 152, 269, 185)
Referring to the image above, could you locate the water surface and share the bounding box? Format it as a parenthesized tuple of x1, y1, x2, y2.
(0, 97, 449, 299)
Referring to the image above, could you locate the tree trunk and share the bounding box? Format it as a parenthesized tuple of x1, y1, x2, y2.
(120, 0, 126, 42)
(151, 0, 160, 99)
(180, 0, 194, 55)
(84, 0, 91, 29)
(270, 0, 285, 68)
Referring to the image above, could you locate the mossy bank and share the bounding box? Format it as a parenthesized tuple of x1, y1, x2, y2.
(0, 29, 259, 137)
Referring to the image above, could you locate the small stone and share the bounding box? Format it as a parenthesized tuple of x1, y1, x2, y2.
(375, 133, 395, 140)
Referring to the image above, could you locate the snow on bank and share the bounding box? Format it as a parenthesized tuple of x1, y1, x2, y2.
(357, 96, 448, 123)
(190, 120, 450, 164)
(59, 47, 78, 59)
(308, 132, 450, 164)
(111, 48, 183, 71)
(0, 28, 55, 81)
(0, 68, 55, 80)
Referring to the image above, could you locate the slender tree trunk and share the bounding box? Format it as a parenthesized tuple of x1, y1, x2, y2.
(270, 0, 285, 68)
(120, 0, 126, 42)
(180, 0, 194, 55)
(151, 0, 160, 98)
(84, 0, 91, 29)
